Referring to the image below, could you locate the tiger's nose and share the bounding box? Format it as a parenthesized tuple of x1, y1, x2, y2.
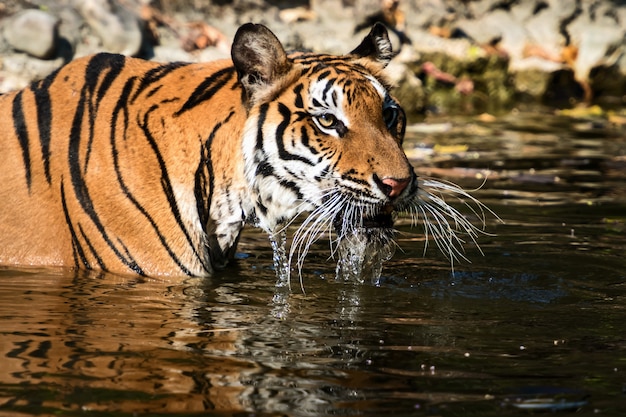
(375, 175, 410, 198)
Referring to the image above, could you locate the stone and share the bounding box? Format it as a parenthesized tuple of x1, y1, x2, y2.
(0, 52, 65, 93)
(3, 9, 60, 59)
(78, 0, 143, 56)
(386, 60, 425, 115)
(54, 6, 84, 61)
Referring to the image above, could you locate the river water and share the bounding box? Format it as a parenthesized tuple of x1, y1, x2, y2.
(1, 111, 625, 416)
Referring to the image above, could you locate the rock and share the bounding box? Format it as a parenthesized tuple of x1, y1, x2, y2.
(455, 9, 527, 62)
(409, 29, 481, 61)
(409, 0, 459, 30)
(0, 70, 32, 93)
(523, 5, 567, 63)
(0, 0, 624, 111)
(54, 6, 84, 61)
(278, 7, 316, 24)
(78, 0, 143, 56)
(567, 5, 626, 102)
(512, 66, 561, 102)
(386, 60, 425, 115)
(0, 52, 65, 93)
(3, 9, 60, 59)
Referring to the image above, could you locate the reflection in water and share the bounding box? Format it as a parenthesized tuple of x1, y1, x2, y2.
(1, 112, 625, 416)
(406, 112, 626, 206)
(0, 270, 404, 414)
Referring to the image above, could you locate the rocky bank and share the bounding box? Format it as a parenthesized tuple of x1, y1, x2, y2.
(0, 0, 625, 117)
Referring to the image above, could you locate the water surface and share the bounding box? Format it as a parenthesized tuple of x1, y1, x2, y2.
(1, 111, 625, 416)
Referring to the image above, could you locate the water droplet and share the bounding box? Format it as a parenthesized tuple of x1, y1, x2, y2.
(269, 230, 290, 288)
(335, 228, 395, 284)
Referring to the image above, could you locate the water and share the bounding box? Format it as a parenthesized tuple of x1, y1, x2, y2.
(1, 111, 625, 416)
(335, 227, 395, 285)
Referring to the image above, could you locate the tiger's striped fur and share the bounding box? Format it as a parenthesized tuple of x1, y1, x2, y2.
(0, 23, 482, 278)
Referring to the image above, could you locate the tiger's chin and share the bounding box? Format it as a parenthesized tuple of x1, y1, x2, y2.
(332, 204, 398, 285)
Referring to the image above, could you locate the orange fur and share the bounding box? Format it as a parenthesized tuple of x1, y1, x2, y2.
(0, 56, 246, 276)
(0, 23, 413, 277)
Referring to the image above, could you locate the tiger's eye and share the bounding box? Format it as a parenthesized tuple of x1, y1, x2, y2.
(383, 107, 397, 128)
(317, 113, 337, 129)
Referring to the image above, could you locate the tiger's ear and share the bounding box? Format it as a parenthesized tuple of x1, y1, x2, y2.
(350, 23, 394, 67)
(231, 23, 292, 103)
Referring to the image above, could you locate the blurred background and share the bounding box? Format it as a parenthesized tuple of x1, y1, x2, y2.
(1, 0, 626, 117)
(1, 2, 625, 416)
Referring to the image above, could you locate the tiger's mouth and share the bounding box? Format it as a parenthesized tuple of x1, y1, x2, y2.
(332, 203, 396, 235)
(362, 204, 395, 229)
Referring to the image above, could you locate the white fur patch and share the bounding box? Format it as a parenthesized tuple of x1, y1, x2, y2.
(366, 74, 387, 99)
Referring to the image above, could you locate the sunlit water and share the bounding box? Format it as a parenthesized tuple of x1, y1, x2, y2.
(1, 111, 625, 416)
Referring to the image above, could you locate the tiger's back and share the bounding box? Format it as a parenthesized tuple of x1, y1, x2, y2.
(0, 53, 248, 276)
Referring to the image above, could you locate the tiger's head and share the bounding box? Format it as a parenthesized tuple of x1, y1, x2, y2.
(230, 24, 482, 282)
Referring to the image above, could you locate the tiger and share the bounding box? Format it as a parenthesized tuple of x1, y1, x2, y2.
(0, 22, 484, 280)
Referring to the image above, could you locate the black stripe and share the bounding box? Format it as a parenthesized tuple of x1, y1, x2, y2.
(341, 171, 369, 186)
(84, 53, 127, 102)
(69, 77, 144, 275)
(256, 103, 269, 150)
(559, 0, 582, 46)
(275, 103, 315, 165)
(83, 54, 126, 174)
(175, 67, 235, 116)
(31, 73, 57, 184)
(146, 85, 162, 98)
(11, 91, 32, 191)
(195, 139, 212, 234)
(345, 88, 354, 106)
(115, 237, 142, 275)
(293, 83, 304, 109)
(279, 178, 303, 200)
(299, 125, 320, 157)
(255, 160, 275, 178)
(255, 198, 268, 216)
(78, 223, 106, 270)
(138, 105, 207, 272)
(314, 164, 331, 181)
(195, 111, 235, 232)
(61, 181, 89, 269)
(321, 77, 335, 102)
(317, 70, 331, 80)
(130, 62, 189, 103)
(293, 110, 309, 122)
(112, 77, 196, 276)
(293, 55, 349, 65)
(297, 59, 372, 80)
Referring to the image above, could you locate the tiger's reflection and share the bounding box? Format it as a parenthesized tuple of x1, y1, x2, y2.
(0, 265, 378, 414)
